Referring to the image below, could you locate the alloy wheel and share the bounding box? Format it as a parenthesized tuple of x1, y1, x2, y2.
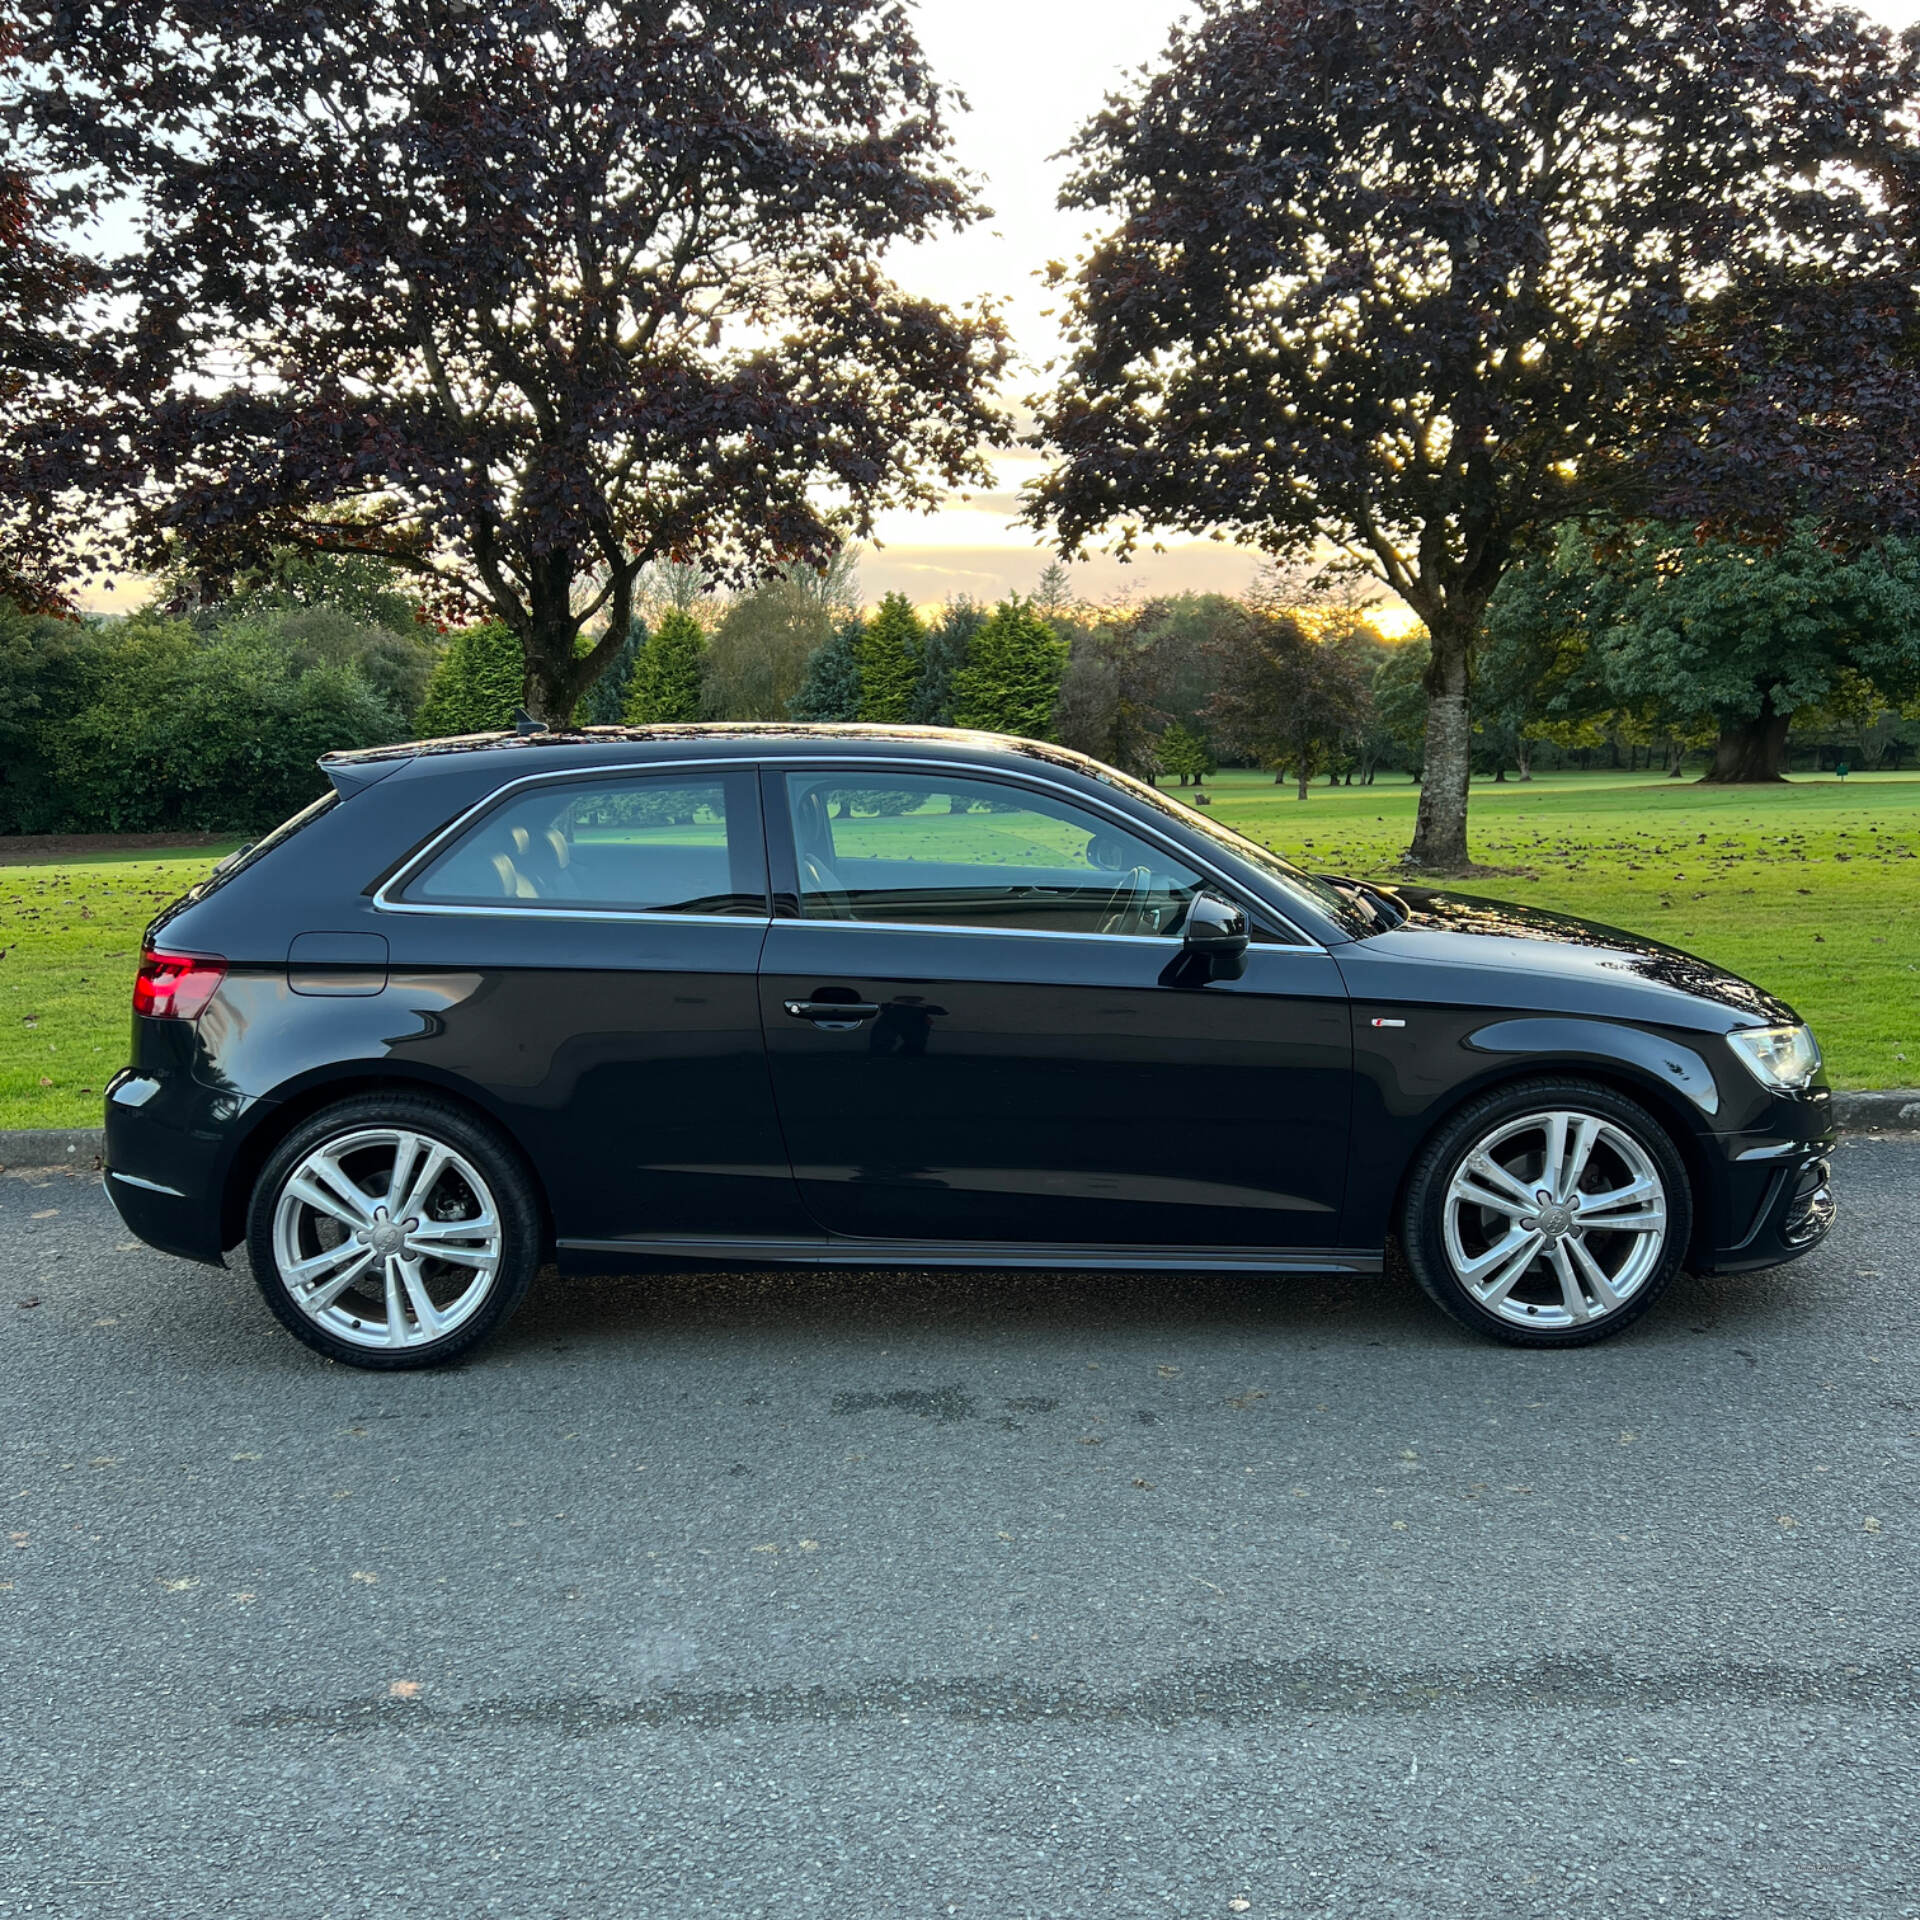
(269, 1127, 504, 1351)
(1441, 1109, 1669, 1331)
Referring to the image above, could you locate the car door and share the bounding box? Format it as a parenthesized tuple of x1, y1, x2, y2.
(375, 763, 810, 1243)
(757, 763, 1353, 1250)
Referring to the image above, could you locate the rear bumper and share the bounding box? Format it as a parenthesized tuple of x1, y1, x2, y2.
(102, 1067, 268, 1267)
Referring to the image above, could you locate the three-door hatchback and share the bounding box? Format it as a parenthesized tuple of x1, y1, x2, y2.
(105, 725, 1836, 1367)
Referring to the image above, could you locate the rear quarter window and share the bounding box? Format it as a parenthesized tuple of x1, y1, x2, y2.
(397, 772, 765, 915)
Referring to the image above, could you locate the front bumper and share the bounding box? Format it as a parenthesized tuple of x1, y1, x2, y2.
(1693, 1087, 1837, 1274)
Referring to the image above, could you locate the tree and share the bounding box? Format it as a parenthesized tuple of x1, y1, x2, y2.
(0, 598, 107, 831)
(0, 11, 102, 613)
(1158, 722, 1214, 788)
(16, 1, 1007, 720)
(1033, 0, 1920, 867)
(415, 621, 525, 738)
(856, 593, 924, 724)
(790, 616, 864, 723)
(48, 617, 404, 832)
(1566, 524, 1920, 781)
(1475, 548, 1613, 783)
(1372, 641, 1432, 782)
(949, 598, 1069, 740)
(1052, 607, 1175, 777)
(1209, 612, 1373, 800)
(701, 575, 835, 721)
(911, 597, 986, 726)
(626, 610, 707, 726)
(580, 619, 648, 727)
(1034, 560, 1078, 623)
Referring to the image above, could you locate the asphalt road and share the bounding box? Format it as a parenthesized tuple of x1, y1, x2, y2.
(2, 1141, 1916, 1920)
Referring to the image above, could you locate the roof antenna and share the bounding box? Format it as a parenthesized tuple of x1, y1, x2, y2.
(513, 706, 548, 737)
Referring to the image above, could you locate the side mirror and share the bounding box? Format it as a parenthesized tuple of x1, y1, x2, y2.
(1168, 890, 1249, 983)
(1184, 890, 1249, 956)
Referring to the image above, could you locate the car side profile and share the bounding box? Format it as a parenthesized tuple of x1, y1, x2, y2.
(104, 725, 1836, 1368)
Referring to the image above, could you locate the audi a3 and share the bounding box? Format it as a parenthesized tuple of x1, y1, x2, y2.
(104, 726, 1836, 1367)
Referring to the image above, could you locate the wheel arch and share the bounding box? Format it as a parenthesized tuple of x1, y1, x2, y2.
(1385, 1055, 1714, 1265)
(219, 1067, 555, 1256)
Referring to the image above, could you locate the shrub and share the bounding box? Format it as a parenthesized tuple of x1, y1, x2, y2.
(49, 622, 405, 833)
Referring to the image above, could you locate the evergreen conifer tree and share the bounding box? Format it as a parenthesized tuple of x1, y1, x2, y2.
(580, 618, 648, 724)
(414, 620, 524, 736)
(855, 592, 923, 723)
(790, 616, 865, 721)
(949, 597, 1069, 739)
(625, 609, 707, 723)
(911, 598, 985, 725)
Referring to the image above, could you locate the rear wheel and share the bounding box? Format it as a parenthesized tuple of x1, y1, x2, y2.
(246, 1094, 540, 1368)
(1401, 1079, 1691, 1347)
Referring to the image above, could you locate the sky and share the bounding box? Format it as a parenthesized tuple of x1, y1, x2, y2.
(860, 0, 1225, 612)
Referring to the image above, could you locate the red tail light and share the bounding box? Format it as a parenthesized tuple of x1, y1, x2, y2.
(133, 949, 227, 1021)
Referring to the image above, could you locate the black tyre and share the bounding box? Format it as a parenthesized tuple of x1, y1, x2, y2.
(1400, 1078, 1691, 1348)
(245, 1093, 541, 1369)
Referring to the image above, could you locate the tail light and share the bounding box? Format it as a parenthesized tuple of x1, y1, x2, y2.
(133, 949, 227, 1021)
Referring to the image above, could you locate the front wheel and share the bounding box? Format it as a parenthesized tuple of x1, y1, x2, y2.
(246, 1094, 541, 1369)
(1401, 1080, 1692, 1347)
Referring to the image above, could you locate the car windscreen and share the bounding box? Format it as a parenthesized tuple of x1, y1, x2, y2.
(1088, 769, 1376, 937)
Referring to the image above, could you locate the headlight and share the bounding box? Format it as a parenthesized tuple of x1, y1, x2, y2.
(1726, 1023, 1823, 1091)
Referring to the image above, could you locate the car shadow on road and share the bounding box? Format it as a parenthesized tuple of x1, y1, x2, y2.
(482, 1253, 1825, 1360)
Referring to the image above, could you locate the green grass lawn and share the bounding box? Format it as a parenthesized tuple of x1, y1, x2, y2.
(1182, 768, 1920, 1093)
(2, 771, 1915, 1131)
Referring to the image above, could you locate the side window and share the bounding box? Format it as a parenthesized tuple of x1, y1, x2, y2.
(785, 772, 1207, 936)
(403, 773, 765, 915)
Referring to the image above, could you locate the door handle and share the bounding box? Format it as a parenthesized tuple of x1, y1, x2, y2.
(784, 999, 882, 1027)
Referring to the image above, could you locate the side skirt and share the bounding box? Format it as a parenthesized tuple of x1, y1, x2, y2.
(555, 1234, 1385, 1277)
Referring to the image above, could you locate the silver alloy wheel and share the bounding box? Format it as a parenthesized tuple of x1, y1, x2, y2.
(1441, 1109, 1668, 1330)
(269, 1127, 504, 1351)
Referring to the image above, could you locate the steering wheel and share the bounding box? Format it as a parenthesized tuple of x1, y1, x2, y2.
(1098, 865, 1153, 937)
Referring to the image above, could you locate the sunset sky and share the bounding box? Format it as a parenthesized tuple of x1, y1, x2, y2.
(862, 0, 1920, 615)
(71, 0, 1920, 620)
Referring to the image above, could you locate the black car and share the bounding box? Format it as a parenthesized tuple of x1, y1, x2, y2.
(104, 725, 1835, 1368)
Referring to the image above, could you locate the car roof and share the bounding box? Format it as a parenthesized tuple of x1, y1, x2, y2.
(320, 724, 1115, 794)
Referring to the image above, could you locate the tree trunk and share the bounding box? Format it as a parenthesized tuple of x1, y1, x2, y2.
(1700, 702, 1791, 783)
(1296, 767, 1311, 800)
(1407, 617, 1473, 869)
(1516, 737, 1532, 782)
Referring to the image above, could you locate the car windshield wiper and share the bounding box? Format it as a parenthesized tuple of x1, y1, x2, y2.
(1319, 874, 1408, 934)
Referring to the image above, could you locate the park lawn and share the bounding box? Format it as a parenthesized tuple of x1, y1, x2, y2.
(1190, 769, 1920, 1094)
(0, 851, 242, 1133)
(1, 772, 1915, 1131)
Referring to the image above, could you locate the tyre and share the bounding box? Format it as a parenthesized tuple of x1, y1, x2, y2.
(1400, 1078, 1691, 1347)
(245, 1093, 541, 1369)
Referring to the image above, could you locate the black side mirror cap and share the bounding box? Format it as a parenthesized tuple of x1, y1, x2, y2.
(1183, 890, 1249, 956)
(1163, 890, 1249, 984)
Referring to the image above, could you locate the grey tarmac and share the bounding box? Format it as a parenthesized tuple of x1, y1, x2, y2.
(2, 1139, 1916, 1920)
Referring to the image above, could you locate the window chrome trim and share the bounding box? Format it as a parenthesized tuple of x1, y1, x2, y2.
(371, 756, 768, 922)
(368, 749, 1322, 948)
(774, 915, 1188, 949)
(777, 755, 1323, 950)
(374, 902, 773, 927)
